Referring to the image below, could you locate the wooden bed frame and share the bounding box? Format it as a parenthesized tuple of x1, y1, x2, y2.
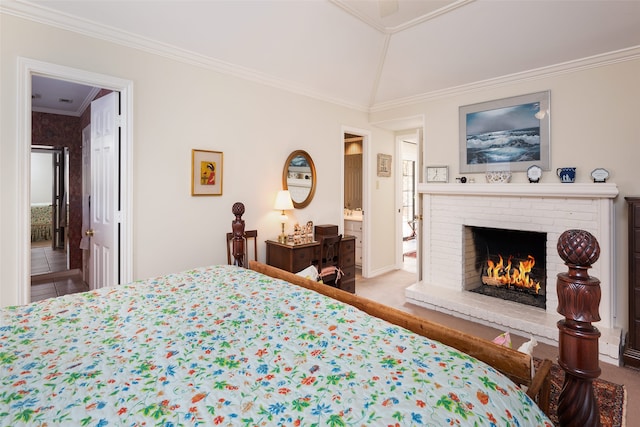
(249, 260, 552, 416)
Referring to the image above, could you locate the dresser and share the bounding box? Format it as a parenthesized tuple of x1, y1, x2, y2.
(265, 235, 356, 293)
(344, 219, 362, 267)
(624, 197, 640, 368)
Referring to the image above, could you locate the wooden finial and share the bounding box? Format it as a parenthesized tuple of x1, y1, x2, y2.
(556, 229, 602, 427)
(231, 203, 246, 267)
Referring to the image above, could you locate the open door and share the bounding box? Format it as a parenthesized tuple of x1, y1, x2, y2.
(51, 147, 68, 250)
(396, 129, 423, 281)
(87, 91, 120, 289)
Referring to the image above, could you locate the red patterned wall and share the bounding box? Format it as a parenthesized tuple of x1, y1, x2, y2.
(32, 112, 82, 270)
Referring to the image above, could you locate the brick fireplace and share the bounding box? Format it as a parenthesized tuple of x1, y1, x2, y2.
(406, 183, 621, 363)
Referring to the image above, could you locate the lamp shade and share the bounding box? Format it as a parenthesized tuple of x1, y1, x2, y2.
(274, 190, 294, 211)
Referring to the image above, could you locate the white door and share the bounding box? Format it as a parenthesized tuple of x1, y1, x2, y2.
(414, 128, 423, 281)
(88, 92, 120, 289)
(396, 128, 423, 280)
(81, 125, 91, 286)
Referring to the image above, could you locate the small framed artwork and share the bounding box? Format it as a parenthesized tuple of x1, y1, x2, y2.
(377, 153, 392, 177)
(191, 149, 223, 196)
(459, 90, 550, 173)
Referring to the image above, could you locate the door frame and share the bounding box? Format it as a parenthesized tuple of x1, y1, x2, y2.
(30, 146, 68, 253)
(395, 130, 422, 279)
(16, 57, 133, 305)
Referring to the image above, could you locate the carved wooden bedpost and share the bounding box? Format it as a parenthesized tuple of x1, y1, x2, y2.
(556, 229, 602, 427)
(231, 202, 247, 267)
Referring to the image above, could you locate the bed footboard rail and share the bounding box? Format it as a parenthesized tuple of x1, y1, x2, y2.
(249, 261, 551, 415)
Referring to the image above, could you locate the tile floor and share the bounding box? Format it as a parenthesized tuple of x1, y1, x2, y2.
(31, 242, 68, 274)
(31, 240, 88, 302)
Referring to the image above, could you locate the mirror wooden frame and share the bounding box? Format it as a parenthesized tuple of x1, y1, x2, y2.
(282, 150, 316, 209)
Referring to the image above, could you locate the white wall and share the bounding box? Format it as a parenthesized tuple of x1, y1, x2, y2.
(30, 152, 52, 205)
(370, 57, 640, 333)
(0, 14, 397, 307)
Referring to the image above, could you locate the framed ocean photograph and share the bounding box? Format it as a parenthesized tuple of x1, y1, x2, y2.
(459, 91, 550, 173)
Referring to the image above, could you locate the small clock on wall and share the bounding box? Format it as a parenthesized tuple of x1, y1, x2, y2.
(426, 166, 449, 183)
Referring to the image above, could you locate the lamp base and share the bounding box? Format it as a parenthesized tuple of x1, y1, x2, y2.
(278, 222, 287, 243)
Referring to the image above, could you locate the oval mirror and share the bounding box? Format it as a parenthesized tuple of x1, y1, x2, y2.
(282, 150, 316, 209)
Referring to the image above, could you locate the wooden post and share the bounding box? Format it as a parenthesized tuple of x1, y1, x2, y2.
(231, 202, 246, 267)
(556, 229, 602, 427)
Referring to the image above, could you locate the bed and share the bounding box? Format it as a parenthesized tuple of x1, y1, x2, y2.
(0, 262, 552, 426)
(30, 203, 52, 242)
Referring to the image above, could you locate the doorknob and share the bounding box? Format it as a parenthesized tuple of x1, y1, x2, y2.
(85, 229, 95, 237)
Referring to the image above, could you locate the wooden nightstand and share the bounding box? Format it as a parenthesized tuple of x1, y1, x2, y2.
(265, 236, 356, 293)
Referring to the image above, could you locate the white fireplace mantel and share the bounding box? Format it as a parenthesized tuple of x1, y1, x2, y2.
(409, 182, 621, 363)
(417, 182, 619, 199)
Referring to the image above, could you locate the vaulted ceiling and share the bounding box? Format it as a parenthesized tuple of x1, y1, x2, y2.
(5, 0, 640, 115)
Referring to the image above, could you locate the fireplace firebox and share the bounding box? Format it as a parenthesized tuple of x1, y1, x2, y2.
(465, 226, 546, 309)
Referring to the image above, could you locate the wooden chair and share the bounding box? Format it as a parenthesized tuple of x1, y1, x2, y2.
(226, 230, 258, 266)
(317, 234, 343, 287)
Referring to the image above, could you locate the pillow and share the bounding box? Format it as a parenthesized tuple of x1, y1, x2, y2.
(295, 265, 319, 281)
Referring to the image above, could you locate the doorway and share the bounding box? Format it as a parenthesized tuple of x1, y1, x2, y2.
(391, 124, 423, 282)
(344, 133, 363, 269)
(341, 126, 370, 278)
(16, 58, 133, 306)
(398, 137, 418, 274)
(30, 147, 69, 277)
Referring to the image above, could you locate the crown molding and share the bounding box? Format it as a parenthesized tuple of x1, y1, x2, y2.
(32, 86, 100, 117)
(3, 1, 638, 115)
(329, 0, 474, 34)
(370, 45, 640, 112)
(1, 0, 370, 112)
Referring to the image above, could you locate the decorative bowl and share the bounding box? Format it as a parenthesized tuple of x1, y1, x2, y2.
(485, 171, 512, 183)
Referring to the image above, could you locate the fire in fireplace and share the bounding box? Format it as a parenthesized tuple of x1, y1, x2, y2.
(483, 254, 540, 293)
(466, 226, 546, 309)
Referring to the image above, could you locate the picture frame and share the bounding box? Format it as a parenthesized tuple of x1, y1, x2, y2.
(377, 153, 392, 177)
(191, 149, 223, 196)
(459, 91, 550, 173)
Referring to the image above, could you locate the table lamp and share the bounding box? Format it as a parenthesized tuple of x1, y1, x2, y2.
(274, 190, 294, 243)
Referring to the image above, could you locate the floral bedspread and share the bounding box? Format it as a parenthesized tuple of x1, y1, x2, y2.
(30, 205, 52, 242)
(0, 265, 552, 426)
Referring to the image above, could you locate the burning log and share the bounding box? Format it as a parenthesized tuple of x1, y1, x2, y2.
(482, 276, 507, 287)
